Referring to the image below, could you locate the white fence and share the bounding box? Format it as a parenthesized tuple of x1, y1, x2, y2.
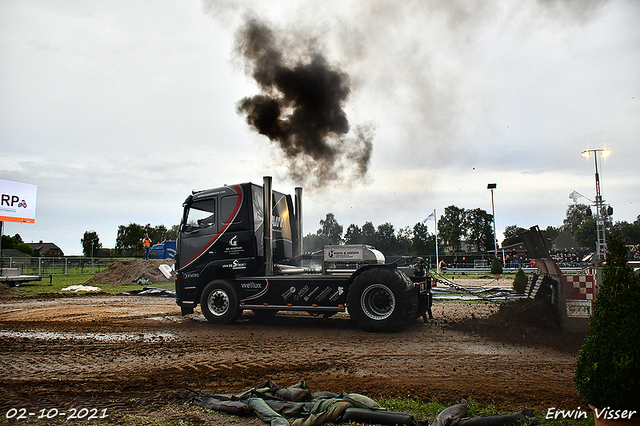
(0, 257, 119, 276)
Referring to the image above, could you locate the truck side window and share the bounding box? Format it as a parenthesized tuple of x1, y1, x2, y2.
(220, 195, 241, 225)
(186, 200, 216, 231)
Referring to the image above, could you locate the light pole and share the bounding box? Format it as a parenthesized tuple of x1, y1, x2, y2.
(487, 183, 498, 259)
(581, 148, 610, 263)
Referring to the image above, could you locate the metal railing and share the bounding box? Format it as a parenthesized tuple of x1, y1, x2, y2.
(0, 257, 120, 276)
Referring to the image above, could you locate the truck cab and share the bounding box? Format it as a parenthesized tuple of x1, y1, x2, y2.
(175, 177, 430, 332)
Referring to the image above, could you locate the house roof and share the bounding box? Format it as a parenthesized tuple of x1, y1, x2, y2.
(0, 248, 32, 258)
(26, 241, 64, 256)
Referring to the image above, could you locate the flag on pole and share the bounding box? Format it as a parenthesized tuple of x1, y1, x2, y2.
(422, 211, 435, 223)
(569, 191, 580, 203)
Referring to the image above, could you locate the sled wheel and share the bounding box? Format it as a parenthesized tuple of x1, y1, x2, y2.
(201, 280, 240, 324)
(347, 268, 418, 332)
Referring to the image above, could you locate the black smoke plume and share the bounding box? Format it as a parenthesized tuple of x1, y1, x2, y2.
(235, 18, 373, 187)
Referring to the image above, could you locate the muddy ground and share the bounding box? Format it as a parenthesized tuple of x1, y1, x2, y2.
(0, 285, 587, 425)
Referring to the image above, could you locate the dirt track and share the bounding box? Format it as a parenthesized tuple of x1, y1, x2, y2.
(0, 292, 586, 424)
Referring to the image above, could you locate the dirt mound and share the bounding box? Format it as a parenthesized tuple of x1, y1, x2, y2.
(450, 298, 585, 351)
(484, 298, 561, 331)
(0, 283, 19, 297)
(85, 259, 174, 286)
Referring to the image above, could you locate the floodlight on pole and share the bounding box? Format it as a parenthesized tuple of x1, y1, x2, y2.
(581, 148, 611, 263)
(487, 183, 498, 258)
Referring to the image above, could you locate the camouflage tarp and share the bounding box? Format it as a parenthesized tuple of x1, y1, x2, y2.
(193, 380, 416, 426)
(191, 380, 539, 426)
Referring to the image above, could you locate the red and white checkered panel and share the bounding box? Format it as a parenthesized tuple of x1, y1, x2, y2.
(563, 274, 596, 300)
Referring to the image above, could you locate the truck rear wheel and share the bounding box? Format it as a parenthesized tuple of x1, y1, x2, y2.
(347, 268, 418, 332)
(201, 280, 240, 325)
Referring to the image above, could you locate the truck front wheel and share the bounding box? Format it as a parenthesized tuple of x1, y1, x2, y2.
(201, 280, 241, 325)
(347, 268, 418, 332)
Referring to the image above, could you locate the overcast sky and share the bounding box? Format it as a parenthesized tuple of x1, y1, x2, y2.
(1, 0, 639, 256)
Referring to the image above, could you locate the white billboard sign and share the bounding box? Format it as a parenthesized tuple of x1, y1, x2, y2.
(0, 179, 37, 224)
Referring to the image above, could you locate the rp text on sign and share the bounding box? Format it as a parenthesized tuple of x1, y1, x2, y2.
(0, 179, 37, 224)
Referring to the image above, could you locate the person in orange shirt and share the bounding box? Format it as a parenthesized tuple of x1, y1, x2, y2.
(143, 234, 152, 260)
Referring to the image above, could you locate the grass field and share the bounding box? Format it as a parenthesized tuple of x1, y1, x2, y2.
(8, 273, 173, 297)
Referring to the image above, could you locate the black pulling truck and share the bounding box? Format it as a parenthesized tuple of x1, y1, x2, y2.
(175, 177, 432, 332)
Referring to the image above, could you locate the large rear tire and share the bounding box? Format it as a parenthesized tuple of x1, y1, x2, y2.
(347, 268, 418, 332)
(201, 280, 240, 324)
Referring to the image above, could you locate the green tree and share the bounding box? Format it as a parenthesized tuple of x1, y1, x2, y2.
(411, 222, 434, 255)
(343, 224, 363, 244)
(144, 223, 179, 243)
(145, 224, 165, 243)
(1, 233, 19, 250)
(318, 213, 343, 245)
(575, 219, 597, 250)
(303, 233, 330, 253)
(610, 216, 640, 245)
(361, 221, 376, 246)
(166, 224, 179, 240)
(541, 225, 561, 246)
(574, 235, 640, 410)
(396, 226, 412, 255)
(502, 225, 527, 247)
(15, 242, 35, 256)
(563, 203, 592, 236)
(1, 234, 35, 256)
(81, 231, 102, 257)
(512, 268, 527, 294)
(491, 256, 503, 275)
(438, 205, 466, 254)
(375, 222, 397, 254)
(115, 223, 177, 255)
(465, 208, 494, 252)
(115, 223, 146, 251)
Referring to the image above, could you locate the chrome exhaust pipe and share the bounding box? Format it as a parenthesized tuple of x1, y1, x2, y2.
(263, 176, 273, 276)
(294, 186, 303, 266)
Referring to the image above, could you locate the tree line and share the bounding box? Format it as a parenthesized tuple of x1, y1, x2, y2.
(303, 206, 495, 256)
(304, 204, 640, 256)
(1, 234, 37, 256)
(80, 223, 178, 257)
(29, 202, 637, 258)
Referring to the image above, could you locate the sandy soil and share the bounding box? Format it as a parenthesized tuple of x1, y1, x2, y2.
(0, 285, 586, 425)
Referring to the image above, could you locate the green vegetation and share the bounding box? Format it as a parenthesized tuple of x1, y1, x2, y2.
(1, 233, 36, 256)
(490, 256, 503, 275)
(304, 206, 640, 257)
(574, 234, 640, 411)
(115, 223, 178, 255)
(378, 397, 593, 426)
(81, 230, 102, 257)
(379, 397, 501, 420)
(512, 268, 527, 294)
(7, 274, 173, 298)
